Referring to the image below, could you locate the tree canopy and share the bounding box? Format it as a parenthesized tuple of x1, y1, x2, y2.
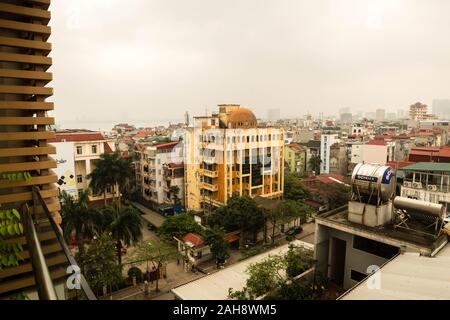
(77, 233, 123, 296)
(204, 226, 229, 262)
(229, 244, 315, 300)
(60, 189, 100, 254)
(284, 175, 310, 201)
(158, 214, 203, 241)
(207, 196, 265, 241)
(99, 202, 143, 264)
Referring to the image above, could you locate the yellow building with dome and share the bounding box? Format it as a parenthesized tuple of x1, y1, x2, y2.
(184, 104, 285, 212)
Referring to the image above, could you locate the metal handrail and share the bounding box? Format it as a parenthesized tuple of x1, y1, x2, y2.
(23, 203, 58, 300)
(32, 186, 97, 300)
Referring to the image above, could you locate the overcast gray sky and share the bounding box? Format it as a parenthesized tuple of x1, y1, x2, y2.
(49, 0, 450, 125)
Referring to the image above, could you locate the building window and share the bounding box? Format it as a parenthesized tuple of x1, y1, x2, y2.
(77, 175, 83, 183)
(106, 186, 112, 193)
(353, 235, 399, 259)
(78, 189, 84, 198)
(91, 145, 97, 154)
(76, 146, 83, 155)
(350, 270, 367, 282)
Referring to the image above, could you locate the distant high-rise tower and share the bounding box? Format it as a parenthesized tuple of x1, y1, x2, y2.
(267, 108, 281, 122)
(376, 109, 386, 121)
(432, 99, 450, 119)
(409, 102, 428, 120)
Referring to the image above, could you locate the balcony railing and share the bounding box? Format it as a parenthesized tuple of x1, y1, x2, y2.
(4, 187, 97, 300)
(201, 169, 219, 178)
(201, 182, 219, 192)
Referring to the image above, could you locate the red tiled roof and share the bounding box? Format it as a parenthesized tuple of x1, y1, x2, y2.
(224, 234, 240, 243)
(304, 174, 346, 185)
(182, 233, 205, 248)
(167, 162, 184, 169)
(374, 135, 410, 140)
(133, 130, 154, 139)
(408, 146, 450, 160)
(156, 142, 180, 150)
(287, 144, 305, 152)
(386, 161, 415, 169)
(104, 142, 113, 153)
(49, 132, 105, 143)
(366, 140, 387, 146)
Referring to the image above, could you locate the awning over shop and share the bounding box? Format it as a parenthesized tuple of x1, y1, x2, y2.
(225, 233, 240, 243)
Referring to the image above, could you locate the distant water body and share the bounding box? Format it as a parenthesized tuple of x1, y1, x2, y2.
(57, 119, 182, 132)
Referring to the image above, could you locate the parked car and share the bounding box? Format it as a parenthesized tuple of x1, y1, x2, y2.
(286, 226, 303, 236)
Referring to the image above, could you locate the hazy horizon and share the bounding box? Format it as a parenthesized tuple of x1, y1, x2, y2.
(49, 0, 450, 123)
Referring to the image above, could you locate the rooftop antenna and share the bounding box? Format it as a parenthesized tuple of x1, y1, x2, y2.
(185, 111, 190, 127)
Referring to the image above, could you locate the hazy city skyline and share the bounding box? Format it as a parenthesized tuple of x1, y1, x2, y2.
(50, 0, 450, 125)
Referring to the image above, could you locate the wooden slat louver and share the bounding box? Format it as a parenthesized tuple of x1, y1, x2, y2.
(0, 0, 67, 297)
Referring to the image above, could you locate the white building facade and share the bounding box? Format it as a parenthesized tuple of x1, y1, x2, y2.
(320, 134, 339, 174)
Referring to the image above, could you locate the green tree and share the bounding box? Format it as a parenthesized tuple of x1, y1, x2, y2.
(158, 214, 203, 241)
(78, 233, 123, 297)
(229, 253, 286, 300)
(204, 226, 229, 266)
(317, 182, 350, 209)
(265, 200, 307, 243)
(308, 154, 322, 175)
(285, 245, 314, 278)
(208, 196, 265, 242)
(130, 239, 181, 292)
(229, 245, 315, 300)
(60, 190, 100, 254)
(169, 185, 181, 206)
(100, 202, 143, 265)
(284, 175, 310, 201)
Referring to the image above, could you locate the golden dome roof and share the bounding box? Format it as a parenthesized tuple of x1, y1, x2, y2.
(227, 107, 257, 128)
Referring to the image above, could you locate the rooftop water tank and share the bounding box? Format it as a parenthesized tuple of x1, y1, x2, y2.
(351, 163, 395, 203)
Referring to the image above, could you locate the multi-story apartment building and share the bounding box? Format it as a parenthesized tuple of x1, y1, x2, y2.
(399, 162, 450, 213)
(409, 102, 429, 120)
(284, 144, 306, 175)
(49, 131, 117, 204)
(136, 141, 185, 209)
(320, 134, 339, 174)
(184, 104, 285, 212)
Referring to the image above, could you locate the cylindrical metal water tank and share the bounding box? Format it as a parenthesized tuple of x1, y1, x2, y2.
(394, 197, 445, 218)
(351, 163, 395, 202)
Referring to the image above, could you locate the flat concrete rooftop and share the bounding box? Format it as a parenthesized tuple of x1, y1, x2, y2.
(316, 206, 448, 256)
(340, 244, 450, 300)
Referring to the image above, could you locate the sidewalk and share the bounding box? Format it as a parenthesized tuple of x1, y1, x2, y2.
(107, 260, 205, 300)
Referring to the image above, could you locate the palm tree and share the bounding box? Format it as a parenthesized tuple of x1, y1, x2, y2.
(88, 152, 133, 208)
(60, 190, 100, 254)
(308, 154, 322, 175)
(100, 202, 143, 265)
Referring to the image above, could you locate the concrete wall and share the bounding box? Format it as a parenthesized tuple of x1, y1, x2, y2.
(315, 224, 391, 290)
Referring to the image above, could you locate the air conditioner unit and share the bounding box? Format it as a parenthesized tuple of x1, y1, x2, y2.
(412, 182, 423, 189)
(427, 185, 438, 192)
(403, 181, 412, 188)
